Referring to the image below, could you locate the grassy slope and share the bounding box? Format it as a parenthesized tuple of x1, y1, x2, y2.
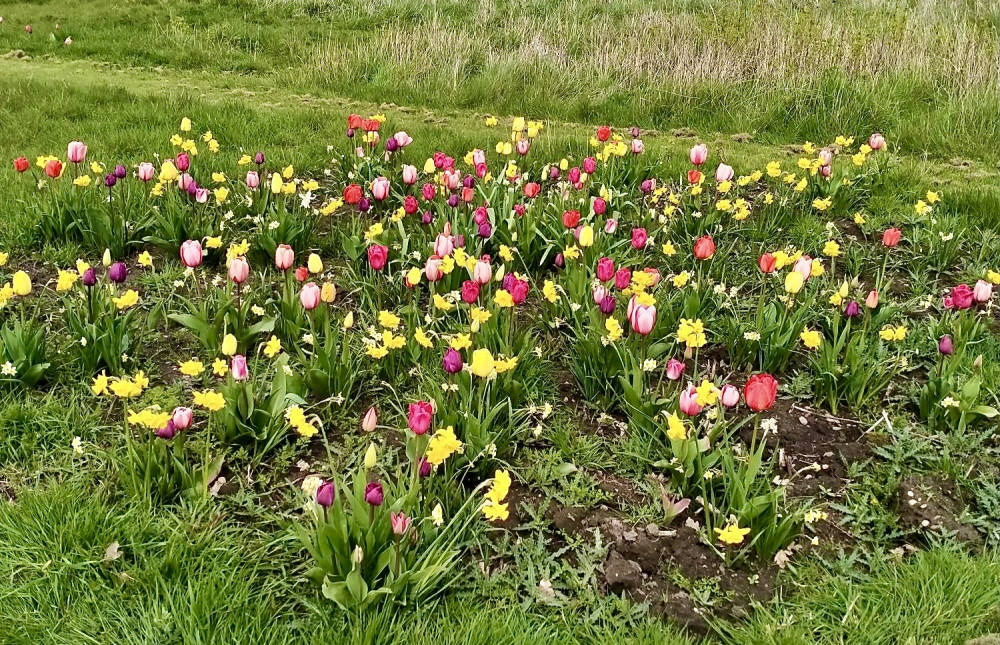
(2, 2, 1000, 644)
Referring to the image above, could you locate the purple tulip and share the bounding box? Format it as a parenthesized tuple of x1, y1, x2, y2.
(155, 420, 177, 439)
(478, 222, 492, 238)
(385, 137, 399, 152)
(315, 481, 335, 508)
(114, 164, 127, 179)
(442, 347, 463, 373)
(463, 175, 475, 189)
(346, 128, 355, 139)
(599, 295, 616, 314)
(844, 301, 861, 318)
(364, 482, 384, 506)
(108, 261, 128, 284)
(358, 198, 371, 213)
(554, 253, 564, 269)
(421, 211, 433, 225)
(81, 267, 97, 287)
(938, 335, 954, 356)
(254, 151, 265, 165)
(418, 458, 432, 478)
(447, 194, 459, 208)
(104, 174, 117, 188)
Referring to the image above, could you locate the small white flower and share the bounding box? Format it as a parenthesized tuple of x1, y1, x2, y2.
(761, 417, 778, 433)
(71, 436, 84, 454)
(1, 361, 17, 376)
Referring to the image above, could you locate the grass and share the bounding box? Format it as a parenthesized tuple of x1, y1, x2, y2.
(2, 1, 1000, 643)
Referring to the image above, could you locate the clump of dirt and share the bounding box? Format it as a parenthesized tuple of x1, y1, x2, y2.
(730, 133, 753, 143)
(548, 505, 776, 634)
(894, 475, 983, 549)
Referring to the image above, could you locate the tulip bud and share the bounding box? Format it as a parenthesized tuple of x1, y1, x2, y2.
(364, 481, 384, 506)
(361, 407, 378, 432)
(315, 481, 335, 508)
(938, 335, 954, 356)
(721, 384, 740, 408)
(865, 290, 879, 309)
(364, 443, 377, 469)
(171, 407, 193, 431)
(307, 253, 323, 274)
(321, 282, 336, 303)
(231, 355, 248, 381)
(108, 261, 128, 284)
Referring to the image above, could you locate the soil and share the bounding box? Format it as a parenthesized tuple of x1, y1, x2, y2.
(894, 475, 983, 549)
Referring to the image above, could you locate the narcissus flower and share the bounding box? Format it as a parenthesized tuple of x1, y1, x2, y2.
(193, 389, 225, 412)
(715, 521, 751, 545)
(426, 426, 463, 466)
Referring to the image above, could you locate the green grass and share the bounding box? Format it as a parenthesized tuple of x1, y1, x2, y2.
(2, 1, 1000, 643)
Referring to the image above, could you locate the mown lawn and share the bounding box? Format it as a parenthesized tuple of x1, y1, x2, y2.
(1, 2, 1000, 644)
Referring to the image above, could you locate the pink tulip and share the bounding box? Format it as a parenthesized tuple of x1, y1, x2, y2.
(593, 285, 610, 304)
(631, 139, 644, 154)
(868, 133, 885, 151)
(865, 290, 879, 309)
(434, 233, 454, 258)
(171, 407, 193, 430)
(679, 386, 703, 416)
(390, 511, 412, 536)
(275, 244, 295, 271)
(137, 162, 155, 182)
(67, 141, 87, 164)
(604, 219, 618, 234)
(973, 280, 993, 303)
(515, 138, 530, 155)
(299, 282, 321, 310)
(393, 131, 412, 148)
(246, 171, 260, 188)
(665, 359, 685, 381)
(231, 355, 248, 381)
(195, 188, 209, 204)
(179, 240, 203, 268)
(407, 401, 433, 435)
(402, 164, 417, 185)
(721, 384, 740, 408)
(630, 303, 656, 336)
(473, 149, 486, 166)
(229, 256, 250, 284)
(714, 163, 734, 183)
(473, 259, 492, 285)
(361, 407, 378, 432)
(793, 255, 812, 282)
(424, 256, 443, 282)
(818, 149, 833, 167)
(631, 228, 647, 250)
(689, 143, 708, 166)
(371, 176, 390, 201)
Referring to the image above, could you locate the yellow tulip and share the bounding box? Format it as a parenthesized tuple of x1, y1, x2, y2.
(578, 225, 594, 248)
(12, 271, 31, 296)
(221, 334, 238, 356)
(307, 253, 323, 274)
(784, 271, 804, 294)
(470, 348, 495, 378)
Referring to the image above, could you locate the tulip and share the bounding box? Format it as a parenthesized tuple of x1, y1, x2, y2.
(478, 222, 492, 238)
(599, 295, 616, 315)
(631, 228, 647, 250)
(714, 163, 734, 182)
(315, 481, 335, 508)
(137, 162, 155, 181)
(882, 228, 901, 247)
(231, 355, 248, 381)
(425, 257, 443, 282)
(391, 511, 412, 536)
(254, 151, 265, 165)
(631, 139, 644, 154)
(665, 359, 685, 381)
(367, 245, 388, 271)
(81, 268, 97, 287)
(408, 401, 433, 435)
(321, 282, 336, 303)
(509, 278, 529, 304)
(938, 335, 954, 356)
(361, 407, 378, 432)
(687, 169, 703, 184)
(12, 271, 31, 296)
(104, 173, 117, 188)
(944, 284, 974, 310)
(743, 373, 778, 412)
(630, 303, 656, 336)
(299, 282, 321, 310)
(693, 235, 715, 260)
(364, 482, 384, 506)
(640, 179, 654, 194)
(973, 279, 993, 303)
(604, 219, 618, 234)
(14, 157, 29, 173)
(516, 138, 530, 155)
(679, 386, 703, 416)
(419, 458, 432, 478)
(721, 384, 740, 408)
(67, 141, 87, 164)
(371, 176, 390, 201)
(294, 266, 308, 282)
(155, 420, 177, 440)
(614, 268, 631, 290)
(274, 244, 295, 270)
(434, 234, 454, 258)
(844, 301, 861, 317)
(554, 253, 564, 269)
(593, 197, 607, 216)
(689, 143, 708, 166)
(108, 261, 128, 284)
(176, 153, 190, 172)
(221, 334, 238, 356)
(461, 280, 480, 303)
(793, 255, 812, 282)
(402, 164, 417, 185)
(442, 347, 464, 373)
(596, 257, 615, 282)
(245, 171, 260, 188)
(470, 348, 495, 378)
(307, 253, 323, 274)
(44, 159, 63, 178)
(229, 256, 250, 284)
(592, 285, 610, 305)
(343, 184, 363, 204)
(195, 188, 209, 204)
(179, 240, 203, 268)
(583, 157, 597, 174)
(473, 259, 492, 285)
(579, 225, 594, 248)
(820, 164, 832, 179)
(868, 133, 885, 151)
(865, 290, 879, 309)
(114, 164, 127, 180)
(818, 149, 833, 167)
(171, 406, 193, 430)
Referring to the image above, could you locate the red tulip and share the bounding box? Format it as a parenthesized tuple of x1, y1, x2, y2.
(743, 373, 778, 412)
(693, 235, 715, 260)
(367, 244, 388, 271)
(882, 228, 901, 247)
(758, 253, 777, 273)
(13, 157, 29, 173)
